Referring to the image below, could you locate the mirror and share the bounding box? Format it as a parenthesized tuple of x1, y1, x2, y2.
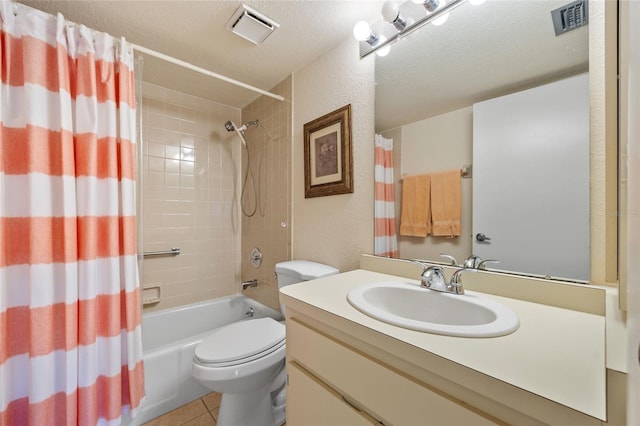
(374, 0, 589, 280)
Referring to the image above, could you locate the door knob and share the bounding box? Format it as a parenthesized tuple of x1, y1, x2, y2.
(476, 233, 491, 242)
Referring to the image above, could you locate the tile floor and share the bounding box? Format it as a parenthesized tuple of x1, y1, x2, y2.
(144, 392, 221, 426)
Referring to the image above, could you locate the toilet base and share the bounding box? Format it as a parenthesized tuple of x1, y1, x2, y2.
(217, 382, 278, 426)
(271, 384, 286, 426)
(192, 350, 287, 426)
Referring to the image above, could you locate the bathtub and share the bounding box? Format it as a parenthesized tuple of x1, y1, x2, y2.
(124, 295, 282, 425)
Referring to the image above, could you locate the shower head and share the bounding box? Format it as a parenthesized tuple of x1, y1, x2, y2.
(224, 119, 259, 133)
(224, 120, 247, 147)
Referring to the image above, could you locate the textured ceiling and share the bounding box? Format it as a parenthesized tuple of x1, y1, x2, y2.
(17, 0, 588, 130)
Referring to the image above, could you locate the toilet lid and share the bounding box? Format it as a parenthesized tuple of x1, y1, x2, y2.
(195, 317, 285, 364)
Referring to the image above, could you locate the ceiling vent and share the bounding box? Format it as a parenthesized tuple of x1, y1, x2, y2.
(551, 0, 588, 36)
(226, 4, 280, 45)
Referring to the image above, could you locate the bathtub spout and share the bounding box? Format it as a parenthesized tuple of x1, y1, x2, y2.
(242, 279, 258, 290)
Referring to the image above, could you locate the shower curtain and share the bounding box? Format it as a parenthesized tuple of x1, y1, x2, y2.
(0, 3, 145, 425)
(374, 134, 398, 257)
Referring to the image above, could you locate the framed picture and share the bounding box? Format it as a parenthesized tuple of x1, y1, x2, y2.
(303, 104, 353, 198)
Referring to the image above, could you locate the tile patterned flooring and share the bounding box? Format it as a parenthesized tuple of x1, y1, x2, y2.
(144, 392, 221, 426)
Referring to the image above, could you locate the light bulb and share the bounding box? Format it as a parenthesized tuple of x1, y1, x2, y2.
(381, 1, 399, 23)
(353, 21, 372, 41)
(382, 0, 408, 31)
(375, 36, 391, 57)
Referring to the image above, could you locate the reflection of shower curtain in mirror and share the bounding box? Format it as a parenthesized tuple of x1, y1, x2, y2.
(374, 135, 398, 257)
(0, 3, 145, 424)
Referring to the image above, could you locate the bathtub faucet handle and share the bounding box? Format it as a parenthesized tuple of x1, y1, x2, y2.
(245, 307, 254, 318)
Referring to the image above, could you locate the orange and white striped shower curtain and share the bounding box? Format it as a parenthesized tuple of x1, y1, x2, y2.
(0, 3, 145, 425)
(374, 134, 398, 257)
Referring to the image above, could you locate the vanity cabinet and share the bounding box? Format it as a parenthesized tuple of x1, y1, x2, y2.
(287, 362, 379, 425)
(286, 318, 499, 426)
(281, 266, 621, 425)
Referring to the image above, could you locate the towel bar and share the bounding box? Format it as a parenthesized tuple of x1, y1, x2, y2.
(401, 165, 472, 180)
(143, 247, 181, 258)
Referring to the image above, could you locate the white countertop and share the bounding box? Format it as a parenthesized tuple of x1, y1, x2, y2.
(280, 269, 607, 421)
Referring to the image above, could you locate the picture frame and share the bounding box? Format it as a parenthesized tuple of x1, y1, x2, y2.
(303, 104, 353, 198)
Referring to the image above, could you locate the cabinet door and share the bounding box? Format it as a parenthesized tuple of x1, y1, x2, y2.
(287, 361, 378, 426)
(287, 319, 499, 426)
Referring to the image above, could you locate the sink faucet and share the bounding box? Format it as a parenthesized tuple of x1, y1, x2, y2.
(412, 261, 467, 295)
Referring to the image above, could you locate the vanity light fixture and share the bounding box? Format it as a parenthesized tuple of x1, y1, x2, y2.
(355, 0, 484, 58)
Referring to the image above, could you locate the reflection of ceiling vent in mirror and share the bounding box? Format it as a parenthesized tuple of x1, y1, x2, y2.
(551, 0, 588, 36)
(226, 3, 280, 45)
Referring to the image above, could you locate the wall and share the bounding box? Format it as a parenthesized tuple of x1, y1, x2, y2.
(140, 82, 242, 311)
(292, 39, 376, 272)
(589, 0, 618, 285)
(622, 2, 640, 420)
(240, 77, 293, 311)
(384, 107, 473, 263)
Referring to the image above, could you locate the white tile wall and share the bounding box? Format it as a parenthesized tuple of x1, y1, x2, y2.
(140, 82, 242, 311)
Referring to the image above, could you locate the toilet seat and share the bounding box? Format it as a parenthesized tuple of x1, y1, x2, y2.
(195, 317, 285, 367)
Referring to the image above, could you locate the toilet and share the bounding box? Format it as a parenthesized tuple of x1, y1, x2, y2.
(191, 260, 339, 426)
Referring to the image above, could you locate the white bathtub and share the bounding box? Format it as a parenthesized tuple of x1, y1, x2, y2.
(125, 295, 282, 425)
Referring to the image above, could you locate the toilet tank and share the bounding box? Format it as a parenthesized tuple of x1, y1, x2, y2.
(276, 260, 340, 315)
(275, 260, 339, 315)
(275, 260, 339, 288)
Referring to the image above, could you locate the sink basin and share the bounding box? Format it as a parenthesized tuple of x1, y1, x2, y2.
(347, 281, 519, 337)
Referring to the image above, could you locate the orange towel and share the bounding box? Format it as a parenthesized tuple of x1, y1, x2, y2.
(430, 170, 461, 237)
(399, 174, 431, 237)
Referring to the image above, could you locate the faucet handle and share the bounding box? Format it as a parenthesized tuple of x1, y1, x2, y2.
(449, 267, 477, 295)
(411, 259, 429, 272)
(478, 259, 499, 270)
(440, 253, 459, 266)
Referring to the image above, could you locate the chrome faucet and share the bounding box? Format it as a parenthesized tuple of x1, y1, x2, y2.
(412, 261, 466, 295)
(413, 261, 447, 290)
(413, 256, 499, 296)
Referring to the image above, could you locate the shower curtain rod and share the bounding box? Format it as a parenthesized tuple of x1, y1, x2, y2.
(130, 43, 285, 102)
(7, 2, 283, 101)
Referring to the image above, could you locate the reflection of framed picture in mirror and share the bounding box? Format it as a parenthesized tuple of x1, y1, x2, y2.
(303, 104, 353, 198)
